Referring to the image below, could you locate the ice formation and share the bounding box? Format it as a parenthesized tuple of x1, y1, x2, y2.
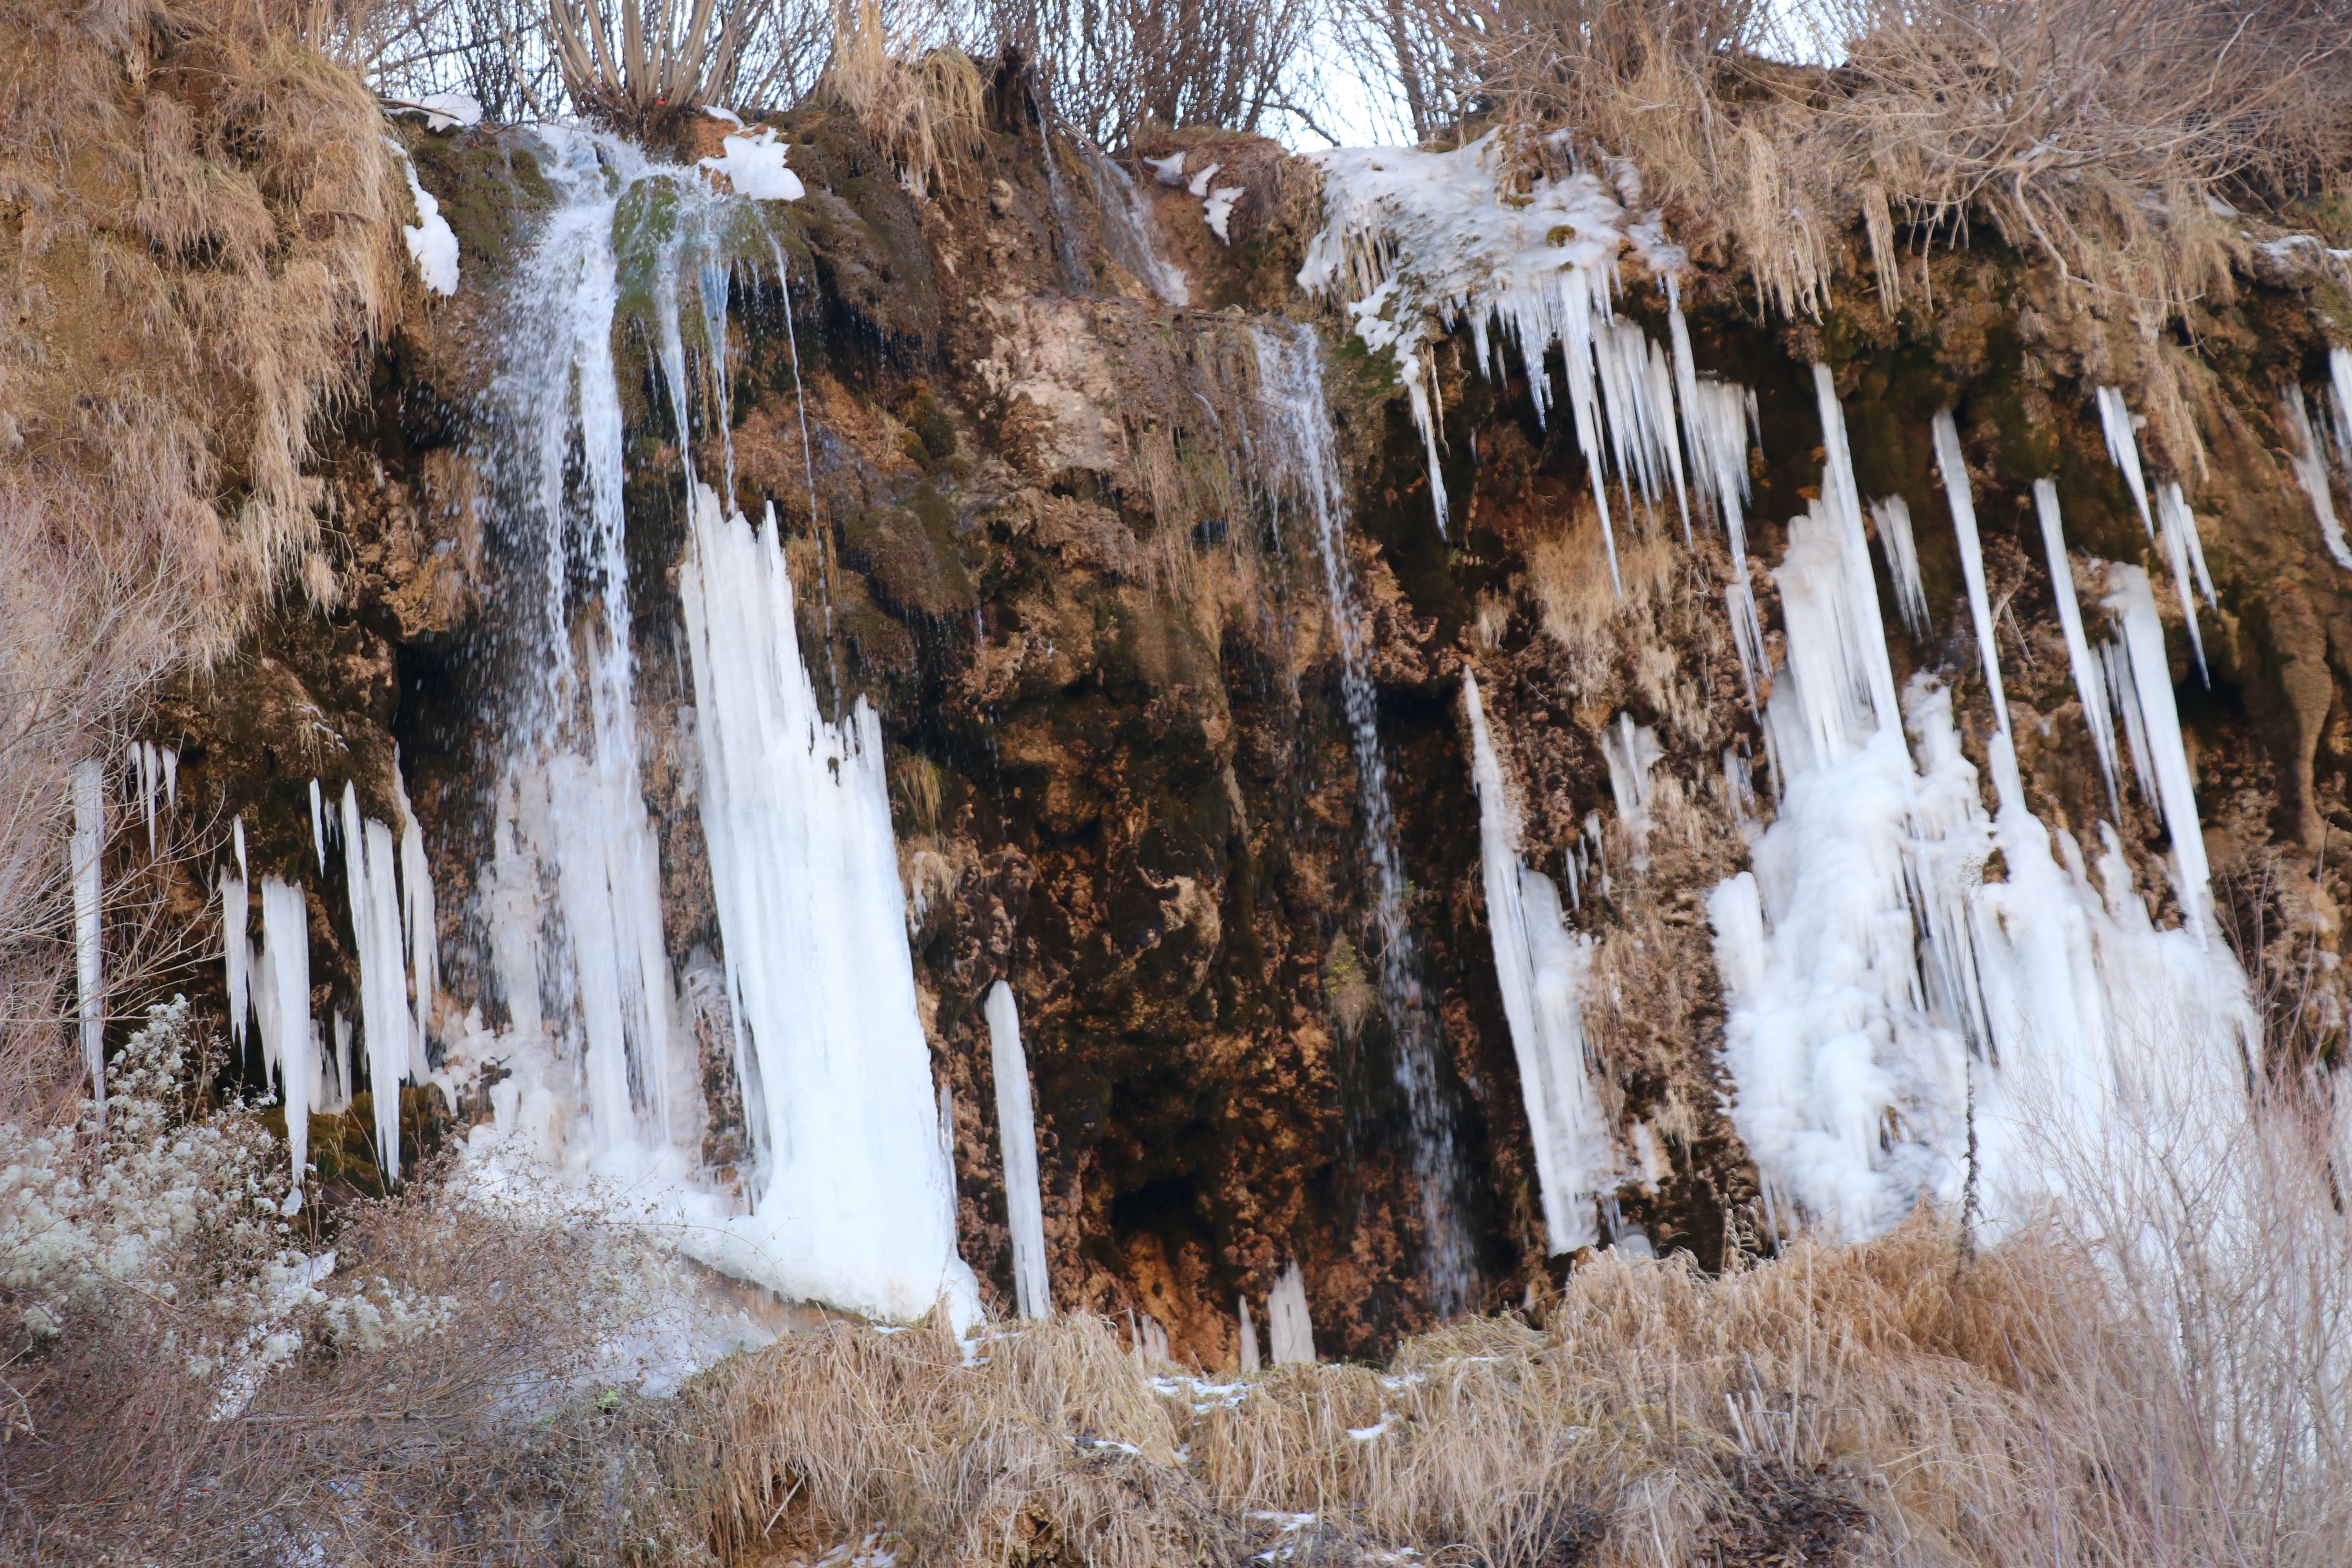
(1267, 1261, 1317, 1364)
(1933, 411, 2008, 735)
(69, 759, 104, 1109)
(1236, 1296, 1261, 1372)
(386, 91, 482, 131)
(1465, 671, 1612, 1253)
(126, 741, 176, 855)
(2033, 481, 2121, 809)
(678, 488, 977, 1324)
(2092, 385, 2210, 680)
(1201, 182, 1244, 242)
(382, 138, 458, 296)
(2281, 379, 2352, 570)
(984, 980, 1052, 1318)
(1710, 373, 2255, 1240)
(252, 878, 313, 1206)
(1299, 132, 1684, 554)
(341, 784, 417, 1182)
(1598, 712, 1661, 869)
(1250, 321, 1474, 1306)
(698, 127, 806, 202)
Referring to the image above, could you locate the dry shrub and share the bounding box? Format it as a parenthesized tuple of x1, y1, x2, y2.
(1, 1005, 675, 1564)
(987, 0, 1318, 148)
(0, 0, 404, 645)
(0, 481, 196, 1121)
(819, 0, 983, 196)
(1522, 495, 1713, 743)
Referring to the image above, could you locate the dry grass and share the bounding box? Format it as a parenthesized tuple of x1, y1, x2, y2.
(819, 0, 983, 197)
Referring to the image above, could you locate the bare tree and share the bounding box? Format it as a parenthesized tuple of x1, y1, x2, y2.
(984, 0, 1317, 147)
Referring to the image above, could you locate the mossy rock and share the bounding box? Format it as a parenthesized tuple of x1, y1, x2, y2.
(842, 485, 976, 617)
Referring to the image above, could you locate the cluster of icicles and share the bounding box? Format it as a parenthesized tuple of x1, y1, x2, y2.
(1305, 138, 2275, 1246)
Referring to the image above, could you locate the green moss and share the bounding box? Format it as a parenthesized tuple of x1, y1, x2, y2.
(402, 130, 553, 281)
(842, 493, 976, 617)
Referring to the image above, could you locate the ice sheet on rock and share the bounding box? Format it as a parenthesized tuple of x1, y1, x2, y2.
(383, 138, 459, 296)
(1465, 671, 1612, 1252)
(1933, 411, 2008, 735)
(2033, 481, 2121, 812)
(1712, 374, 2256, 1240)
(985, 981, 1053, 1318)
(679, 489, 978, 1327)
(1267, 1261, 1316, 1364)
(1202, 184, 1245, 242)
(698, 127, 805, 202)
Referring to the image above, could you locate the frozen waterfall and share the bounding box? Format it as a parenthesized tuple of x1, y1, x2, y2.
(677, 487, 978, 1324)
(1710, 371, 2255, 1240)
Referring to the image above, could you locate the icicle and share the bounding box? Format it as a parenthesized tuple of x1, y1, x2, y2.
(161, 747, 176, 809)
(2331, 347, 2352, 468)
(392, 757, 439, 1060)
(1933, 410, 2009, 736)
(2105, 566, 2215, 941)
(342, 783, 412, 1182)
(2095, 386, 2157, 538)
(329, 1009, 354, 1115)
(70, 759, 105, 1112)
(984, 980, 1053, 1319)
(2033, 481, 2120, 813)
(1599, 713, 1661, 869)
(1237, 1296, 1261, 1372)
(2102, 640, 2160, 808)
(233, 815, 247, 882)
(257, 878, 313, 1209)
(308, 778, 327, 874)
(2095, 388, 2207, 681)
(678, 488, 979, 1325)
(132, 742, 157, 856)
(221, 863, 249, 1050)
(1465, 671, 1610, 1252)
(1267, 1261, 1316, 1364)
(1869, 497, 1931, 639)
(2281, 383, 2352, 570)
(1811, 367, 1904, 734)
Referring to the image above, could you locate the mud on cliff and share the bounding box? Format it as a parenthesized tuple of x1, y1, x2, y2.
(149, 72, 2352, 1361)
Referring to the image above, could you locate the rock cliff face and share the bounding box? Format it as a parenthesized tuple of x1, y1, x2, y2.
(155, 81, 2352, 1361)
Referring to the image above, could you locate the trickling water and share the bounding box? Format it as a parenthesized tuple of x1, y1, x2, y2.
(1248, 320, 1474, 1312)
(472, 129, 695, 1185)
(442, 126, 975, 1323)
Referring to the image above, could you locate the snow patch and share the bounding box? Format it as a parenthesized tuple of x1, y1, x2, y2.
(382, 137, 458, 295)
(699, 127, 805, 201)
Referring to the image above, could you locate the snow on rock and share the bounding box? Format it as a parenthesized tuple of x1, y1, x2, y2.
(698, 126, 805, 201)
(381, 137, 458, 296)
(1202, 184, 1245, 242)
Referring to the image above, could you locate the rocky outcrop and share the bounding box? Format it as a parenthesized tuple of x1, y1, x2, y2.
(156, 76, 2352, 1361)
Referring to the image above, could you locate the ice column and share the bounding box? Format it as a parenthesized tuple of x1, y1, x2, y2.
(985, 980, 1053, 1318)
(2094, 385, 2208, 680)
(2033, 481, 2121, 810)
(678, 488, 977, 1325)
(1237, 1296, 1261, 1372)
(1267, 1262, 1317, 1364)
(1933, 411, 2009, 735)
(254, 878, 313, 1205)
(2282, 381, 2352, 569)
(2106, 565, 2215, 941)
(341, 784, 415, 1180)
(1465, 671, 1612, 1252)
(70, 759, 105, 1109)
